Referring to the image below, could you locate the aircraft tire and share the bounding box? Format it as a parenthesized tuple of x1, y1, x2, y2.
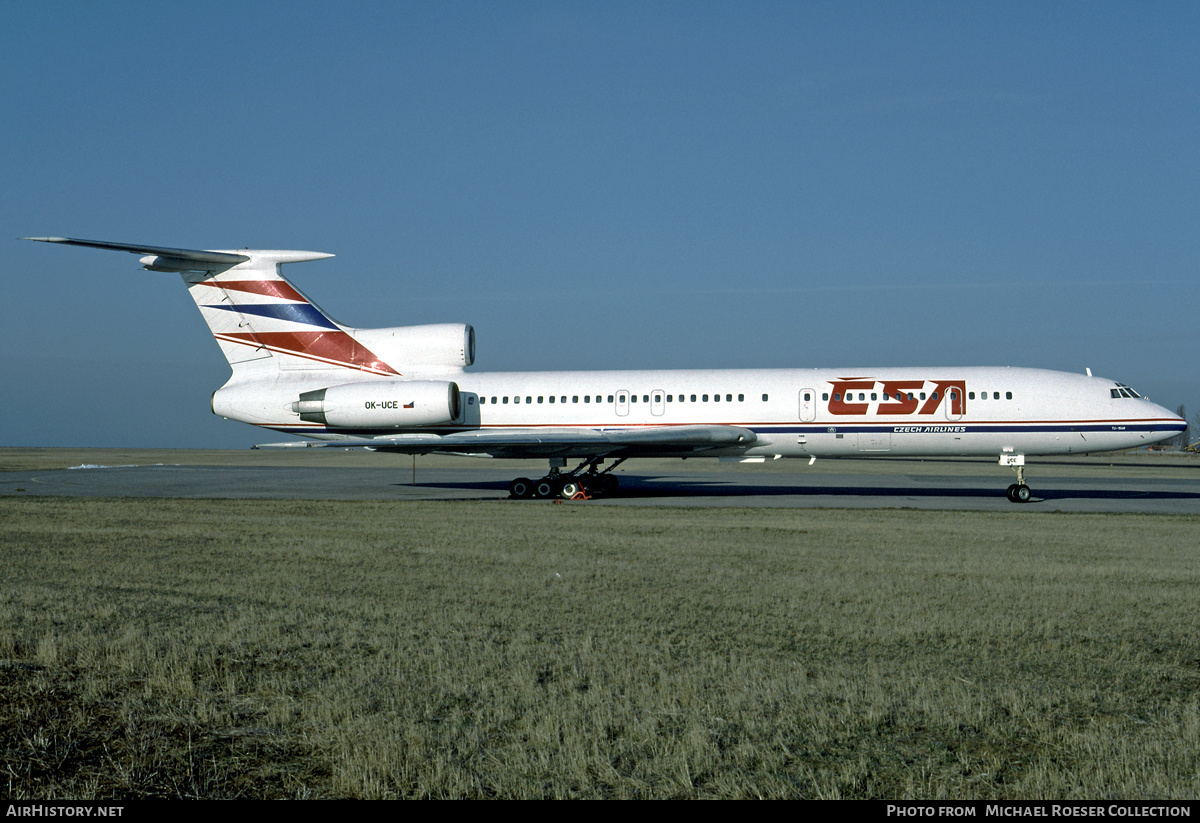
(597, 475, 619, 495)
(1006, 484, 1018, 502)
(510, 477, 534, 499)
(559, 481, 581, 499)
(1014, 484, 1032, 503)
(535, 477, 560, 498)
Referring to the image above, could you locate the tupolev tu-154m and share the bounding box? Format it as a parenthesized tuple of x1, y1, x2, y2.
(26, 237, 1186, 502)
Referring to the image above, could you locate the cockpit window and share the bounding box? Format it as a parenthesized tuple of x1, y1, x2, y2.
(1112, 383, 1142, 399)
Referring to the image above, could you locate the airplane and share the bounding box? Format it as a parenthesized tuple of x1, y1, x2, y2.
(26, 236, 1187, 503)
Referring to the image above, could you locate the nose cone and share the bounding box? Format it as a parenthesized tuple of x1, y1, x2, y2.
(1148, 400, 1187, 445)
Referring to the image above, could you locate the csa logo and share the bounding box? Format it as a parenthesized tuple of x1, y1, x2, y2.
(828, 379, 966, 417)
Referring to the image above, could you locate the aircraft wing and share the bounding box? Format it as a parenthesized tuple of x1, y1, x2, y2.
(259, 425, 758, 458)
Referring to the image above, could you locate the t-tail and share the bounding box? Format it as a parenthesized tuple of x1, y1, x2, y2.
(23, 237, 474, 378)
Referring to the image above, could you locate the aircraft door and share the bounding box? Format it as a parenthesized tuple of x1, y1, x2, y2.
(799, 388, 817, 422)
(651, 390, 665, 416)
(616, 390, 629, 417)
(945, 385, 964, 421)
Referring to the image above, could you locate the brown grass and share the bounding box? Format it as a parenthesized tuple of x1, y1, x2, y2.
(2, 496, 1199, 798)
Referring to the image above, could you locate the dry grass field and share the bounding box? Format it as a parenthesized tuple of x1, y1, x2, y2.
(2, 488, 1199, 798)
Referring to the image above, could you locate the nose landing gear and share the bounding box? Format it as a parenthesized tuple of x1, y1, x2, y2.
(1001, 454, 1032, 503)
(1006, 482, 1032, 503)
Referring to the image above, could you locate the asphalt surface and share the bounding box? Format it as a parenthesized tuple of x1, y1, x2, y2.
(6, 460, 1200, 513)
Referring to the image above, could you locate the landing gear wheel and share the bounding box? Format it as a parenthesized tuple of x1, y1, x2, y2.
(535, 477, 561, 498)
(596, 475, 619, 495)
(509, 477, 534, 499)
(559, 481, 582, 499)
(1006, 483, 1031, 503)
(1001, 457, 1034, 503)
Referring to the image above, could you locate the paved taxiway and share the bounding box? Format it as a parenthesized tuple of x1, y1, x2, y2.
(5, 452, 1200, 513)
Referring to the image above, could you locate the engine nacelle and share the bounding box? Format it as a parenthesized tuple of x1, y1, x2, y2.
(293, 381, 461, 428)
(351, 324, 475, 369)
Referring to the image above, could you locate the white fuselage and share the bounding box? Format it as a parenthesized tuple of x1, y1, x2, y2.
(215, 365, 1183, 459)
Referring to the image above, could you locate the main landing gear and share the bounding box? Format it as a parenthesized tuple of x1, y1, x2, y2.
(1002, 454, 1032, 503)
(509, 457, 626, 500)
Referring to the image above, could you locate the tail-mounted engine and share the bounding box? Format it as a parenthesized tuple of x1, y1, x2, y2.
(293, 381, 461, 428)
(352, 324, 475, 370)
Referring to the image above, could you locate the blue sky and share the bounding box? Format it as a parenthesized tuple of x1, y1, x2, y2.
(4, 1, 1197, 448)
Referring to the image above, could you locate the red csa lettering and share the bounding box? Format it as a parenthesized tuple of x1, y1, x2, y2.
(828, 381, 874, 415)
(877, 381, 924, 415)
(919, 380, 966, 416)
(828, 378, 968, 417)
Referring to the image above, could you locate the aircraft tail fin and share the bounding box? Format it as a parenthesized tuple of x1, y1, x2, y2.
(25, 237, 399, 376)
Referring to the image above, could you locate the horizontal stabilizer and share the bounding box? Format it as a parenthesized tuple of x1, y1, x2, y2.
(23, 237, 250, 266)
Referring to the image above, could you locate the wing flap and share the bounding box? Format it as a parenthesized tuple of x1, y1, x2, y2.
(348, 425, 758, 458)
